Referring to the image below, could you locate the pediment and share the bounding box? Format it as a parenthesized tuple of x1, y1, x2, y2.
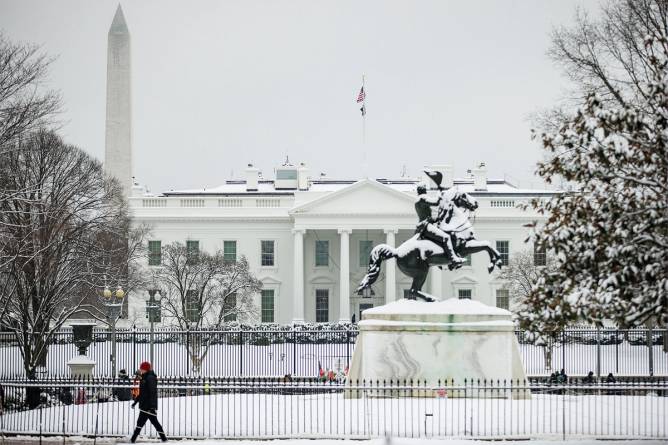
(451, 275, 478, 284)
(291, 179, 415, 216)
(259, 276, 282, 285)
(309, 275, 335, 284)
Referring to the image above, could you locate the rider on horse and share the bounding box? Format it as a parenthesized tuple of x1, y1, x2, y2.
(414, 184, 464, 265)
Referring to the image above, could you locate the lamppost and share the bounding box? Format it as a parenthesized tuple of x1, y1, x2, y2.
(103, 285, 125, 377)
(146, 289, 162, 365)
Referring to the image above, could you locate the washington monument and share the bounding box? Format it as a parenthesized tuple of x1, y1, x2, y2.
(105, 4, 132, 195)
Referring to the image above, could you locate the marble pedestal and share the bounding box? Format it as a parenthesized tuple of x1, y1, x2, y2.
(67, 355, 96, 377)
(347, 297, 528, 398)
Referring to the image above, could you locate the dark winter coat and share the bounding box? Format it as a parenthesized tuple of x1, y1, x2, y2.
(113, 375, 132, 401)
(137, 370, 158, 410)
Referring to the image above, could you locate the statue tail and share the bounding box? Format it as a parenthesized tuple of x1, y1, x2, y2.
(356, 244, 396, 292)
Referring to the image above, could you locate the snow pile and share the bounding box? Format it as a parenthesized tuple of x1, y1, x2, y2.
(362, 298, 511, 317)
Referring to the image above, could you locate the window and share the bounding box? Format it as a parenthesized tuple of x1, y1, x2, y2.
(148, 240, 161, 266)
(315, 240, 329, 267)
(315, 289, 329, 322)
(359, 240, 374, 267)
(145, 299, 161, 323)
(261, 289, 275, 322)
(533, 244, 546, 267)
(458, 289, 472, 299)
(496, 289, 510, 310)
(185, 290, 201, 323)
(276, 169, 298, 180)
(261, 240, 275, 266)
(496, 241, 509, 266)
(223, 240, 237, 263)
(463, 254, 472, 267)
(186, 240, 199, 264)
(223, 292, 237, 322)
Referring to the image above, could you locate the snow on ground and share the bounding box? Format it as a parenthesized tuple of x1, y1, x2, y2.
(1, 340, 665, 378)
(3, 391, 666, 440)
(160, 440, 668, 445)
(10, 437, 667, 445)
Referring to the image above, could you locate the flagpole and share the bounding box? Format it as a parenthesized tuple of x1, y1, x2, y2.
(362, 74, 366, 145)
(362, 74, 367, 178)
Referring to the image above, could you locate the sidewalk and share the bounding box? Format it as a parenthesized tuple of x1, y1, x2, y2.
(1, 437, 667, 445)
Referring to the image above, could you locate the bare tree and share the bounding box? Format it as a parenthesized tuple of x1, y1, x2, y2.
(0, 130, 144, 378)
(0, 32, 60, 148)
(535, 0, 668, 129)
(498, 249, 563, 371)
(152, 242, 261, 373)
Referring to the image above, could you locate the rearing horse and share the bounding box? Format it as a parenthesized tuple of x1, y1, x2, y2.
(357, 189, 503, 301)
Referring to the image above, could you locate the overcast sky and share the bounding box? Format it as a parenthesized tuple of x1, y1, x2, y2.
(0, 0, 592, 193)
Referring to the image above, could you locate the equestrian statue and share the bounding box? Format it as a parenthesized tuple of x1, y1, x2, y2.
(357, 170, 504, 302)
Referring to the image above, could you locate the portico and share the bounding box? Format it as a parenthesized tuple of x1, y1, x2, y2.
(289, 179, 419, 323)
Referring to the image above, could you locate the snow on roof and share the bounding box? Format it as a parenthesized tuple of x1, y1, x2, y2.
(160, 178, 555, 197)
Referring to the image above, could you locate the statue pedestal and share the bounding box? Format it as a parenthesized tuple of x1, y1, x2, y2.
(67, 355, 96, 378)
(347, 297, 528, 398)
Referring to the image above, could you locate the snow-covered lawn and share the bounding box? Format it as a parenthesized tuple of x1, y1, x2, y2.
(5, 437, 668, 445)
(3, 391, 666, 440)
(1, 341, 665, 378)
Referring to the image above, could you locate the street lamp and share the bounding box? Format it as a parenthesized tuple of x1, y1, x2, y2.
(103, 285, 125, 377)
(146, 289, 162, 365)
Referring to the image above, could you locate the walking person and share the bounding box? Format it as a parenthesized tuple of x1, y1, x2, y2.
(130, 362, 167, 443)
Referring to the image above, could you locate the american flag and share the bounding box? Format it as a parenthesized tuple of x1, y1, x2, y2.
(356, 86, 365, 103)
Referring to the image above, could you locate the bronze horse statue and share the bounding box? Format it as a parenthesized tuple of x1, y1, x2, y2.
(357, 181, 503, 301)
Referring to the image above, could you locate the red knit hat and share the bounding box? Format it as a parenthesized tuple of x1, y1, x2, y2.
(139, 361, 151, 372)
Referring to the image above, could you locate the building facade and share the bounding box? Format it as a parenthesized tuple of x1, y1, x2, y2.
(125, 162, 555, 327)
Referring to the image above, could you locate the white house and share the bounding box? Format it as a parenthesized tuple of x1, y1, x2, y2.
(124, 161, 555, 327)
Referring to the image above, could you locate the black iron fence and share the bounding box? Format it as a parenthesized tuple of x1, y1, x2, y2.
(0, 378, 666, 439)
(0, 327, 666, 378)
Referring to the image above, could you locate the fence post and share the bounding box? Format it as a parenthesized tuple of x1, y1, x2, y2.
(561, 330, 566, 374)
(595, 327, 601, 378)
(648, 326, 654, 377)
(132, 325, 137, 369)
(239, 331, 244, 376)
(186, 327, 191, 377)
(615, 334, 619, 374)
(292, 329, 297, 376)
(346, 329, 351, 369)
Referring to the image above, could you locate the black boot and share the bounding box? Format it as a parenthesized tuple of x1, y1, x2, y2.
(158, 431, 167, 442)
(130, 427, 141, 443)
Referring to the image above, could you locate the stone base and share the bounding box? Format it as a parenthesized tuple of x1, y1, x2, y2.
(347, 297, 529, 399)
(67, 355, 96, 378)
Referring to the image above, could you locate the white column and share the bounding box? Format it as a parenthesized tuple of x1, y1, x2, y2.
(338, 228, 352, 322)
(292, 229, 305, 323)
(384, 228, 398, 302)
(430, 266, 442, 297)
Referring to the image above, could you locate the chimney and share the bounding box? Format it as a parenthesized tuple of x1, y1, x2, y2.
(472, 162, 487, 191)
(245, 163, 259, 191)
(130, 177, 146, 197)
(298, 162, 309, 190)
